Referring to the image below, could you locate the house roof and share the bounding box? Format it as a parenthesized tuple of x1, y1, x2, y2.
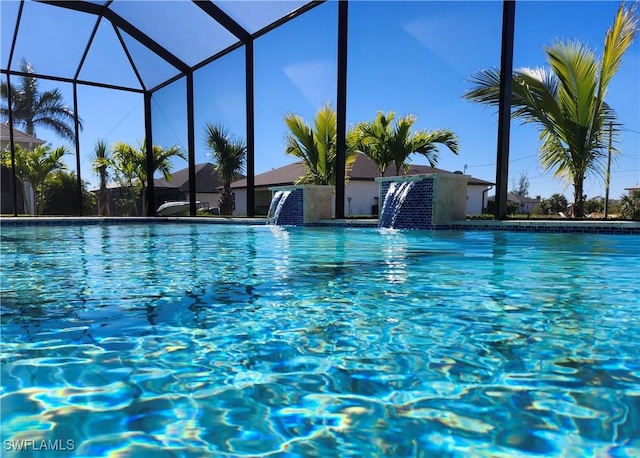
(488, 192, 541, 203)
(154, 162, 245, 193)
(624, 184, 640, 191)
(231, 153, 494, 189)
(0, 124, 46, 147)
(92, 163, 243, 193)
(154, 163, 219, 192)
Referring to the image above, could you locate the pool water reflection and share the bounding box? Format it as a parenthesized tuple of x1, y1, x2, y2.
(1, 224, 639, 456)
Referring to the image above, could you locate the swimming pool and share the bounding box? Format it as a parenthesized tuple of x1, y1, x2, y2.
(1, 223, 639, 456)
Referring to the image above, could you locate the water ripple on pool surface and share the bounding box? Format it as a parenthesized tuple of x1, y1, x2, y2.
(1, 224, 639, 456)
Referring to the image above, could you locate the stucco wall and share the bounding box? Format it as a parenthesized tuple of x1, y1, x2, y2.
(232, 189, 247, 216)
(190, 192, 220, 210)
(345, 181, 379, 216)
(432, 174, 468, 224)
(466, 186, 488, 215)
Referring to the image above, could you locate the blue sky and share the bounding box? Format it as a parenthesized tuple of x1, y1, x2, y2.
(2, 0, 639, 201)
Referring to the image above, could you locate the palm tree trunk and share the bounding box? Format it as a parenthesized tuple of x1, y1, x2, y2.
(25, 121, 35, 137)
(99, 182, 109, 216)
(573, 179, 585, 218)
(141, 185, 147, 217)
(34, 185, 43, 215)
(394, 161, 402, 176)
(20, 180, 29, 215)
(219, 182, 233, 216)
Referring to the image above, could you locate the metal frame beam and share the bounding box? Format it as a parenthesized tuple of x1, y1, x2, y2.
(335, 0, 348, 219)
(245, 40, 255, 217)
(495, 0, 516, 220)
(0, 69, 144, 94)
(6, 73, 19, 216)
(74, 14, 102, 81)
(5, 1, 23, 216)
(113, 24, 146, 91)
(144, 92, 155, 216)
(36, 0, 188, 73)
(252, 1, 325, 41)
(73, 82, 83, 216)
(186, 72, 197, 216)
(192, 1, 251, 41)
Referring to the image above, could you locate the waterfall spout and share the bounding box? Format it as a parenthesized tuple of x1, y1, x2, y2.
(267, 190, 292, 225)
(378, 181, 415, 228)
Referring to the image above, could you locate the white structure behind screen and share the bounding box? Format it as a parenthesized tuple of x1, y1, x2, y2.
(230, 154, 494, 217)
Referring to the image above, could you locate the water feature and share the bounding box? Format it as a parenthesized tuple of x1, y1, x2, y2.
(379, 180, 416, 228)
(266, 190, 291, 225)
(1, 223, 639, 456)
(377, 174, 468, 229)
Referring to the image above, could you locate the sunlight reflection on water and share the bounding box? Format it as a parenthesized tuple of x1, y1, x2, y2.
(1, 224, 639, 456)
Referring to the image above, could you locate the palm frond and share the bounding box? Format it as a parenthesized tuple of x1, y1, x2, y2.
(600, 3, 639, 91)
(204, 123, 246, 183)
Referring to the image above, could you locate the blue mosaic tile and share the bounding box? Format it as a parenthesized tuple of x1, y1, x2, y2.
(379, 178, 435, 229)
(273, 188, 304, 226)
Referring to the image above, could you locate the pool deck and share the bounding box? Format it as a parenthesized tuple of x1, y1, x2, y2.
(1, 216, 639, 234)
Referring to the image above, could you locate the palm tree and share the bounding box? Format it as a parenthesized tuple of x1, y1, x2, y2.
(111, 140, 185, 215)
(0, 59, 80, 142)
(619, 190, 640, 220)
(42, 170, 96, 216)
(111, 142, 143, 215)
(354, 111, 459, 176)
(0, 143, 67, 214)
(353, 112, 394, 176)
(284, 103, 358, 185)
(463, 3, 638, 217)
(204, 123, 246, 216)
(91, 140, 111, 216)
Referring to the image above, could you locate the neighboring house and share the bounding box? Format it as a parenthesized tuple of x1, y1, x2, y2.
(488, 192, 541, 214)
(624, 184, 640, 196)
(0, 124, 45, 151)
(1, 124, 46, 214)
(154, 162, 231, 210)
(230, 153, 494, 216)
(94, 163, 239, 216)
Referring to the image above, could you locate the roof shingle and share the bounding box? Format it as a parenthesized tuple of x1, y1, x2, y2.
(231, 153, 493, 188)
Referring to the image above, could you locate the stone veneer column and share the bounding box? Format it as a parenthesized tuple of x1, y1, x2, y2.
(268, 185, 334, 226)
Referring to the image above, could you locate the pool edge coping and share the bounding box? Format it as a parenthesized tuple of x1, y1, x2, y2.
(1, 216, 639, 234)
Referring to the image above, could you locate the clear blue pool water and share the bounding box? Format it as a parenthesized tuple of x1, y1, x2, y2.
(1, 223, 639, 457)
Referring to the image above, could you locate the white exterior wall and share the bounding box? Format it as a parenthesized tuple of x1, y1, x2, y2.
(520, 201, 539, 213)
(466, 186, 488, 215)
(345, 181, 379, 216)
(189, 192, 220, 210)
(232, 189, 247, 216)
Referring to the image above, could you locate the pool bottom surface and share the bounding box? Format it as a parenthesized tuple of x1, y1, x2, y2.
(1, 224, 639, 457)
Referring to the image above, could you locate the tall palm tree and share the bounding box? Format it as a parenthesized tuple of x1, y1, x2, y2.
(111, 140, 185, 216)
(356, 111, 459, 176)
(91, 140, 111, 216)
(111, 142, 142, 215)
(204, 123, 246, 216)
(0, 143, 67, 214)
(0, 59, 80, 142)
(463, 3, 638, 217)
(284, 103, 358, 185)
